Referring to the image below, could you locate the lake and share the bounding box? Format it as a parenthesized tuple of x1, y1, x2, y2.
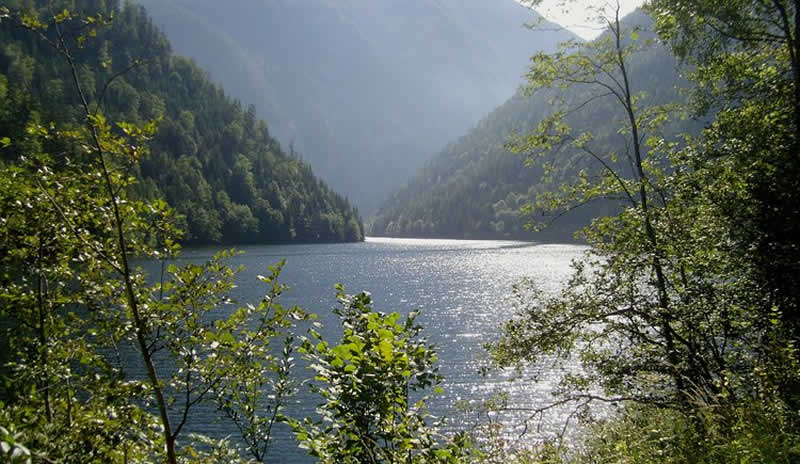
(148, 237, 586, 461)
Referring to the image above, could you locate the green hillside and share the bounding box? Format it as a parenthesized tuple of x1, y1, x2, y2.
(135, 0, 576, 214)
(370, 12, 690, 241)
(0, 0, 363, 244)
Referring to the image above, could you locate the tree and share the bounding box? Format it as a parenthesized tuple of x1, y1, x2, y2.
(648, 0, 800, 409)
(490, 1, 800, 458)
(289, 287, 469, 463)
(1, 5, 308, 463)
(499, 0, 699, 400)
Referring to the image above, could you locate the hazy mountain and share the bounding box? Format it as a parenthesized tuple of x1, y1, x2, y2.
(370, 11, 693, 241)
(135, 0, 575, 213)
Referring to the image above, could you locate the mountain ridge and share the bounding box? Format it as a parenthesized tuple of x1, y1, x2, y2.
(135, 0, 577, 213)
(0, 0, 364, 245)
(369, 10, 690, 241)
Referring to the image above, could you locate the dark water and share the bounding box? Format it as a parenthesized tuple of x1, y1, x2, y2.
(139, 237, 585, 461)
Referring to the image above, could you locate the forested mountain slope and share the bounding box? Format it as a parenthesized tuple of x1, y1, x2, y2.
(371, 11, 689, 241)
(135, 0, 575, 214)
(0, 0, 363, 244)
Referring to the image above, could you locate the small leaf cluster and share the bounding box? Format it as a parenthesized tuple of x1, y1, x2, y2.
(290, 287, 467, 463)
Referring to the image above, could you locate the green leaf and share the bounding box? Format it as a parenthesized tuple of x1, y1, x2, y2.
(219, 331, 235, 345)
(378, 339, 393, 362)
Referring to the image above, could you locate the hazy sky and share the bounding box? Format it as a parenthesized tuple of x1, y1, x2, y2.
(531, 0, 645, 40)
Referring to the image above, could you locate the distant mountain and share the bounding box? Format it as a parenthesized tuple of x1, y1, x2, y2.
(369, 11, 693, 241)
(135, 0, 575, 213)
(0, 0, 363, 244)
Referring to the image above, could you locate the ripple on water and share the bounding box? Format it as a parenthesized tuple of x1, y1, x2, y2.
(134, 237, 588, 462)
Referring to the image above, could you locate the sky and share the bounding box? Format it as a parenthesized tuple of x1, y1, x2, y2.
(529, 0, 645, 40)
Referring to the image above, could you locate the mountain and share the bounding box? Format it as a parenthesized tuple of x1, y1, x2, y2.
(134, 0, 576, 213)
(369, 11, 691, 241)
(0, 0, 363, 244)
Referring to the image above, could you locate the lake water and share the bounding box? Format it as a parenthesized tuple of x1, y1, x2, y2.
(149, 237, 586, 461)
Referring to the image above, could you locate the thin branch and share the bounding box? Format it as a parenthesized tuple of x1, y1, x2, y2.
(571, 136, 637, 206)
(95, 60, 144, 115)
(563, 91, 616, 118)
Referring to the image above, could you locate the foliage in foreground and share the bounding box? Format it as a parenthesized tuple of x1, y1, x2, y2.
(0, 4, 312, 463)
(0, 8, 467, 464)
(289, 288, 470, 463)
(490, 0, 800, 462)
(579, 402, 800, 464)
(519, 400, 800, 464)
(4, 0, 800, 462)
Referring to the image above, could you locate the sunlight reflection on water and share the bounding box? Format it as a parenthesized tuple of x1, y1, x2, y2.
(144, 237, 587, 461)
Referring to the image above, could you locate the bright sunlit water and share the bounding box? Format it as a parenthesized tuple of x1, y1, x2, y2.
(141, 237, 586, 461)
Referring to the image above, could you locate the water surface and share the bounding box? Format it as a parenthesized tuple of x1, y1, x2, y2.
(153, 237, 586, 460)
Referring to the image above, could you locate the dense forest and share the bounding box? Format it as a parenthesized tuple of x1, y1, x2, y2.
(134, 0, 575, 214)
(0, 0, 363, 245)
(370, 11, 690, 241)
